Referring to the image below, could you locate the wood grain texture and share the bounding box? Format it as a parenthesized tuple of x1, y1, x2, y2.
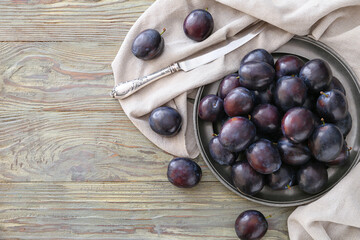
(0, 41, 218, 182)
(0, 1, 293, 239)
(0, 182, 294, 239)
(0, 0, 155, 42)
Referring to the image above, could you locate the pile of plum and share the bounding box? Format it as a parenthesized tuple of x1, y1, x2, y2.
(198, 48, 352, 196)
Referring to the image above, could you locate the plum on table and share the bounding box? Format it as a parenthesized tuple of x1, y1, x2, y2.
(167, 158, 202, 188)
(198, 94, 225, 122)
(235, 210, 268, 240)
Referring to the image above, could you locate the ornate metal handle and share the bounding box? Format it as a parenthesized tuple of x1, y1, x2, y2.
(111, 63, 181, 99)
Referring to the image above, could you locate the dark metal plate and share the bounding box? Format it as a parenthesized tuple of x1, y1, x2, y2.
(194, 36, 360, 207)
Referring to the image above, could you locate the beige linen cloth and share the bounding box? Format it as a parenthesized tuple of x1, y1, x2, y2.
(112, 0, 360, 239)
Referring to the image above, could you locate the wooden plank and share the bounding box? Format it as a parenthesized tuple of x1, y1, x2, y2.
(0, 182, 293, 239)
(0, 41, 215, 182)
(0, 0, 155, 42)
(0, 41, 118, 112)
(0, 109, 216, 182)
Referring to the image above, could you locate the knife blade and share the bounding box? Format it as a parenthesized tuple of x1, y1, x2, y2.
(111, 21, 265, 99)
(178, 21, 265, 72)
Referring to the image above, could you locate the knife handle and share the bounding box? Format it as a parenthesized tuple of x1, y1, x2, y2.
(111, 63, 181, 99)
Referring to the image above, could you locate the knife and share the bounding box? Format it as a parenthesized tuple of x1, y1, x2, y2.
(111, 21, 265, 99)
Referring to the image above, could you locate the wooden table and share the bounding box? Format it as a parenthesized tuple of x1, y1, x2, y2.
(0, 1, 294, 239)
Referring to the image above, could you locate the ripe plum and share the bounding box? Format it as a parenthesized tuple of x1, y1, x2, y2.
(266, 165, 296, 190)
(274, 76, 307, 112)
(277, 137, 311, 166)
(198, 94, 225, 122)
(309, 123, 343, 162)
(235, 210, 268, 240)
(275, 55, 304, 79)
(335, 113, 352, 137)
(317, 89, 348, 122)
(167, 158, 202, 188)
(232, 161, 264, 195)
(240, 48, 274, 66)
(218, 73, 241, 99)
(224, 87, 255, 117)
(238, 61, 275, 91)
(183, 9, 214, 42)
(209, 136, 237, 166)
(132, 29, 164, 60)
(246, 139, 282, 174)
(327, 142, 350, 167)
(326, 77, 346, 95)
(297, 161, 328, 194)
(300, 59, 332, 92)
(149, 107, 182, 136)
(281, 107, 315, 143)
(251, 104, 280, 134)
